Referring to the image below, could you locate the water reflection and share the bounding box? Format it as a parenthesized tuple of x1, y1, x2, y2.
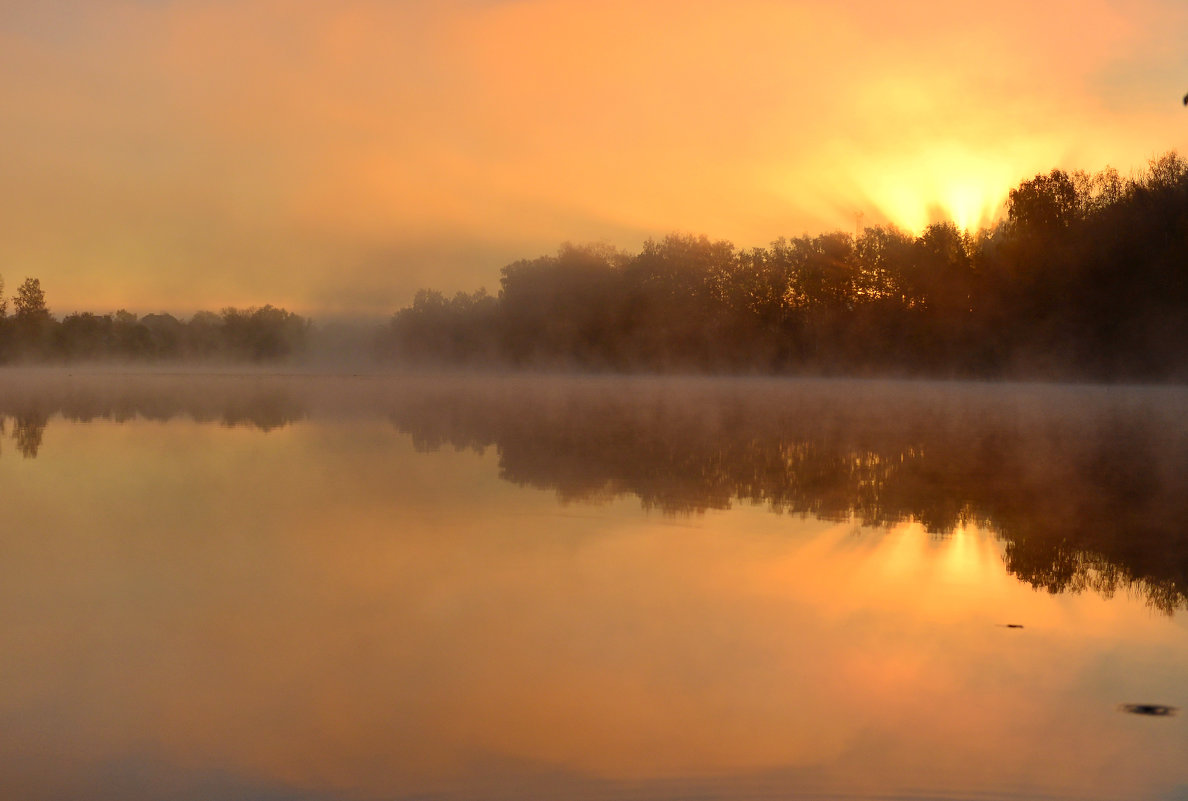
(10, 410, 48, 458)
(0, 371, 304, 438)
(2, 371, 1188, 611)
(384, 380, 1188, 613)
(3, 371, 1188, 801)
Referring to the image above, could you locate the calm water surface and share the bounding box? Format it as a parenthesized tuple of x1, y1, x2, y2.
(2, 371, 1187, 801)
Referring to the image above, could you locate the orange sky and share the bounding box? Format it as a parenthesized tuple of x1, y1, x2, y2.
(2, 0, 1187, 317)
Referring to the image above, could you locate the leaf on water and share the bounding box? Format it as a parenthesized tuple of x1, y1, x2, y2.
(1119, 704, 1178, 717)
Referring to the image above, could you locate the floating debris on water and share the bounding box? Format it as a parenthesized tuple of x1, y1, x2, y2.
(1119, 704, 1178, 717)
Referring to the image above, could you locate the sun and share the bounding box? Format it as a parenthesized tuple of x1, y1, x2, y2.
(864, 146, 1020, 233)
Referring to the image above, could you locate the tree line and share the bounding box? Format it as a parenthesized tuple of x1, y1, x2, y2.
(380, 152, 1188, 379)
(0, 277, 309, 362)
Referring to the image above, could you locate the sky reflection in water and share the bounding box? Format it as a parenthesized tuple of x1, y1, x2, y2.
(1, 372, 1187, 801)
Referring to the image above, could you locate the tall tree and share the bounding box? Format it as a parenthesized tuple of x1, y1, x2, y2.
(11, 277, 51, 357)
(13, 277, 49, 322)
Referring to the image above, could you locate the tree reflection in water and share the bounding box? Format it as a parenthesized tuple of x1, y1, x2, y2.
(383, 379, 1188, 613)
(2, 372, 1186, 612)
(10, 409, 49, 458)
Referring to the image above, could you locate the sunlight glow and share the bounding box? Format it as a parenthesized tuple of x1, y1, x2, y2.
(863, 148, 1025, 233)
(938, 525, 999, 587)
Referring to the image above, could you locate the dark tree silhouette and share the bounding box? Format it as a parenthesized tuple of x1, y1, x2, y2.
(381, 151, 1188, 380)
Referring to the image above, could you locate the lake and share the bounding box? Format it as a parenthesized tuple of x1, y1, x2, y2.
(2, 370, 1187, 801)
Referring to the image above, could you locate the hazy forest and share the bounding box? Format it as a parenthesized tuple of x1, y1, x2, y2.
(0, 278, 309, 363)
(381, 152, 1188, 379)
(4, 153, 1188, 378)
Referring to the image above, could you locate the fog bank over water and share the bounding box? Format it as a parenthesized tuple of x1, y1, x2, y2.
(3, 368, 1187, 612)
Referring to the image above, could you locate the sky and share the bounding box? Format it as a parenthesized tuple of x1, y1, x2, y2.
(2, 0, 1188, 318)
